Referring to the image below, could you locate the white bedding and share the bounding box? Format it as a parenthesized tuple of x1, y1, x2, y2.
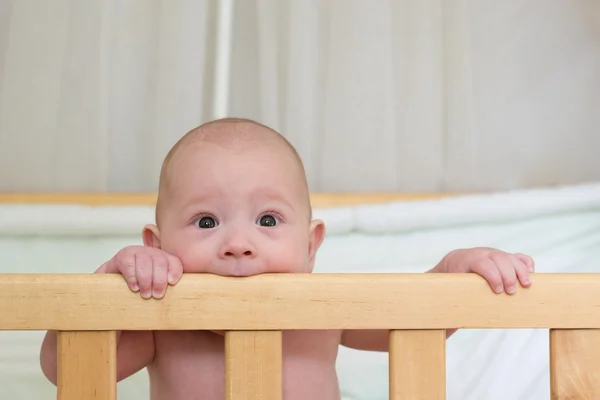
(1, 182, 599, 399)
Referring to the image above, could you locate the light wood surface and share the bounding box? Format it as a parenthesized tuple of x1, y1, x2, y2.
(225, 331, 282, 400)
(389, 330, 446, 400)
(57, 331, 116, 400)
(0, 192, 451, 208)
(1, 273, 599, 330)
(550, 329, 600, 399)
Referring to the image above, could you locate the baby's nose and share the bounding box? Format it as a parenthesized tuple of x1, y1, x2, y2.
(223, 248, 253, 257)
(220, 238, 255, 258)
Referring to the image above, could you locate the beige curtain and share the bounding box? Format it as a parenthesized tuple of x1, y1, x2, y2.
(0, 0, 217, 192)
(1, 0, 599, 193)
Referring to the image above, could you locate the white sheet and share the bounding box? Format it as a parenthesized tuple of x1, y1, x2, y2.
(1, 182, 599, 399)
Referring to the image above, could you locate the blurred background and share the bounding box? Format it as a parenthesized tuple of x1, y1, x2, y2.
(1, 0, 599, 195)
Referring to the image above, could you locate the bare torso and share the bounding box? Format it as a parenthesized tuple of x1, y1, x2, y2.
(148, 330, 343, 400)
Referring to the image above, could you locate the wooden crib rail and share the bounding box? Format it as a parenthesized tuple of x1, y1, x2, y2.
(0, 273, 599, 399)
(2, 273, 600, 330)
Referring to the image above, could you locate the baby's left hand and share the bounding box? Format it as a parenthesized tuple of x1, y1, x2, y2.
(432, 247, 535, 294)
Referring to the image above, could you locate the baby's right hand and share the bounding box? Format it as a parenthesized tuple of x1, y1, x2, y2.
(97, 245, 183, 299)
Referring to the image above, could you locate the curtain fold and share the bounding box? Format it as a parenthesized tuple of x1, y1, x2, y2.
(0, 0, 216, 192)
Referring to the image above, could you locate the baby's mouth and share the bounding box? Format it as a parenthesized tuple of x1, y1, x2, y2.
(214, 260, 261, 277)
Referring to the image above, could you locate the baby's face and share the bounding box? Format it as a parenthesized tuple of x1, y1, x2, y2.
(151, 140, 323, 276)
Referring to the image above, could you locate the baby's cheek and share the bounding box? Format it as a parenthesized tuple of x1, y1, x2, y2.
(163, 237, 212, 273)
(180, 250, 213, 273)
(269, 242, 310, 273)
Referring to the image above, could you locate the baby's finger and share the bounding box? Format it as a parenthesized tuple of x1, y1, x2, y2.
(152, 254, 169, 299)
(470, 258, 504, 294)
(117, 254, 140, 292)
(490, 253, 518, 295)
(515, 253, 535, 272)
(511, 256, 532, 288)
(166, 254, 183, 285)
(135, 253, 154, 299)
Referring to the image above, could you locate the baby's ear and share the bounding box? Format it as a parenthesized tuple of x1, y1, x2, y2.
(142, 224, 161, 248)
(307, 219, 326, 270)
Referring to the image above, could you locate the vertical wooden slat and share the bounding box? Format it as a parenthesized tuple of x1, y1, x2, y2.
(389, 330, 446, 400)
(550, 329, 600, 399)
(57, 331, 117, 400)
(225, 331, 282, 400)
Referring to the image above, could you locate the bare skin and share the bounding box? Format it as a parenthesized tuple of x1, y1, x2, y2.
(148, 330, 342, 400)
(40, 118, 535, 399)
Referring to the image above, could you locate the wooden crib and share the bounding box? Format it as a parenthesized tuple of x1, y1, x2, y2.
(0, 272, 598, 399)
(0, 193, 598, 399)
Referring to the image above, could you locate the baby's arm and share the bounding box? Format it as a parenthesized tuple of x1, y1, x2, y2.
(40, 329, 155, 384)
(39, 245, 183, 384)
(340, 248, 534, 352)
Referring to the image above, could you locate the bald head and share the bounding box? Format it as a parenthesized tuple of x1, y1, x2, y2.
(155, 118, 310, 225)
(160, 118, 301, 175)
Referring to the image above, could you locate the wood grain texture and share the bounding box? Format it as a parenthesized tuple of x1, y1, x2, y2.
(550, 329, 600, 400)
(57, 331, 116, 400)
(225, 331, 282, 400)
(389, 330, 446, 400)
(0, 192, 452, 207)
(0, 273, 599, 330)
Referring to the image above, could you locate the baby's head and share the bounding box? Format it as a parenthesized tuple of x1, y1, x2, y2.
(142, 118, 325, 276)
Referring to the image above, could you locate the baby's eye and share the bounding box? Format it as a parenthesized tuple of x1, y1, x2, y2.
(257, 214, 278, 227)
(195, 216, 218, 229)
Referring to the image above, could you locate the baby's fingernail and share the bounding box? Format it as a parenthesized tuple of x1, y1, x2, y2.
(506, 285, 516, 294)
(141, 290, 151, 299)
(168, 273, 175, 284)
(522, 277, 531, 285)
(131, 283, 139, 292)
(153, 289, 164, 299)
(529, 266, 534, 273)
(494, 285, 504, 293)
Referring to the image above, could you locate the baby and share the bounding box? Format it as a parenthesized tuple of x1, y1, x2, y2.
(40, 118, 535, 399)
